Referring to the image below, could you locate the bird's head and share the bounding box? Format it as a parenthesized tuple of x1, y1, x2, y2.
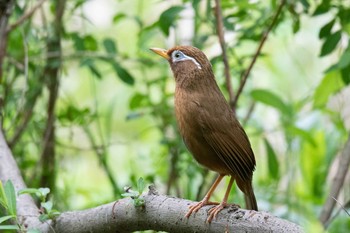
(150, 46, 215, 87)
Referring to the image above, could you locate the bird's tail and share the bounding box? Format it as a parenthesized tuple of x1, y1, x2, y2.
(243, 182, 258, 211)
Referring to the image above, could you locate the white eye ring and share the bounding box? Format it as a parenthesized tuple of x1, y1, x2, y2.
(172, 50, 202, 70)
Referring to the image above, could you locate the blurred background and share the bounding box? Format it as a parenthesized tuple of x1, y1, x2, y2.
(1, 0, 349, 232)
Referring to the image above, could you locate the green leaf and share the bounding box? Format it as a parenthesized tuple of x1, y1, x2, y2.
(121, 191, 139, 198)
(320, 30, 341, 57)
(112, 63, 135, 85)
(338, 7, 350, 28)
(137, 177, 145, 194)
(287, 126, 316, 146)
(39, 214, 49, 222)
(313, 0, 331, 16)
(0, 225, 20, 230)
(18, 188, 40, 196)
(4, 181, 16, 216)
(48, 210, 60, 218)
(313, 71, 344, 108)
(83, 35, 98, 51)
(251, 89, 290, 114)
(113, 13, 126, 23)
(158, 6, 184, 36)
(264, 139, 279, 180)
(70, 33, 85, 51)
(129, 93, 147, 110)
(337, 49, 350, 69)
(0, 215, 15, 224)
(133, 198, 145, 207)
(38, 188, 50, 198)
(80, 58, 102, 79)
(319, 19, 335, 39)
(41, 201, 53, 212)
(292, 17, 300, 34)
(341, 64, 350, 85)
(0, 180, 7, 209)
(300, 131, 327, 198)
(103, 38, 117, 55)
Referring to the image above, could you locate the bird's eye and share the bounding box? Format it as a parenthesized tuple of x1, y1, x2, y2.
(174, 52, 181, 58)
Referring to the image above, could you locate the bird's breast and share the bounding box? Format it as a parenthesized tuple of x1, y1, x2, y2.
(174, 88, 231, 174)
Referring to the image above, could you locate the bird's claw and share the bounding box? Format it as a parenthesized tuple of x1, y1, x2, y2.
(185, 200, 219, 218)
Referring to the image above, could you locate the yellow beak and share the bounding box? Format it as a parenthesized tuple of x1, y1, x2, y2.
(150, 48, 170, 60)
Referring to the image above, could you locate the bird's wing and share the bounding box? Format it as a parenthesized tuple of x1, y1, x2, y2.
(198, 102, 255, 181)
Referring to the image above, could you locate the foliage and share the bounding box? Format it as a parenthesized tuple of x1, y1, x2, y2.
(0, 180, 20, 231)
(0, 0, 349, 232)
(121, 177, 146, 208)
(18, 188, 60, 222)
(0, 180, 59, 231)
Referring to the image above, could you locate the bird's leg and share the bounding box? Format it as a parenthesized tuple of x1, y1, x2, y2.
(207, 176, 235, 223)
(185, 174, 224, 218)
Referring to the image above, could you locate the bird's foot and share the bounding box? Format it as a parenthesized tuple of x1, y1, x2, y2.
(207, 202, 226, 223)
(185, 199, 219, 218)
(207, 203, 240, 223)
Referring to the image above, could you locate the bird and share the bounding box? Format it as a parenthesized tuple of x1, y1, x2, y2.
(150, 45, 258, 223)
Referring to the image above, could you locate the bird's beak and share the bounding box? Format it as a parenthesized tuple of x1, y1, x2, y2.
(150, 48, 170, 60)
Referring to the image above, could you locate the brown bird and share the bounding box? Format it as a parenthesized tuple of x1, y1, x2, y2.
(150, 46, 258, 222)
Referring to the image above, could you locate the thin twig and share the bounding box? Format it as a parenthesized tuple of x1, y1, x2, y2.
(232, 0, 286, 109)
(6, 0, 47, 33)
(324, 198, 350, 228)
(214, 0, 235, 108)
(242, 101, 256, 126)
(331, 197, 350, 217)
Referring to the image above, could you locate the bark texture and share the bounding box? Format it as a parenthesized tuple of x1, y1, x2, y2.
(0, 128, 303, 233)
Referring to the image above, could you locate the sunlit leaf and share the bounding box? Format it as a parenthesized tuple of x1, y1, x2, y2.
(129, 93, 147, 110)
(300, 131, 326, 198)
(137, 177, 145, 194)
(313, 71, 344, 108)
(320, 30, 341, 57)
(4, 181, 16, 216)
(158, 6, 184, 36)
(84, 35, 98, 51)
(264, 139, 279, 180)
(251, 89, 290, 114)
(0, 215, 15, 224)
(41, 201, 53, 212)
(38, 188, 50, 198)
(39, 214, 49, 222)
(0, 225, 20, 230)
(0, 180, 7, 209)
(113, 13, 126, 23)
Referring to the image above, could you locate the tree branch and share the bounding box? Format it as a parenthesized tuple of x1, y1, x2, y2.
(0, 0, 15, 83)
(0, 127, 50, 232)
(0, 126, 303, 233)
(6, 0, 47, 33)
(214, 0, 235, 109)
(232, 0, 286, 109)
(39, 0, 66, 193)
(319, 134, 350, 227)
